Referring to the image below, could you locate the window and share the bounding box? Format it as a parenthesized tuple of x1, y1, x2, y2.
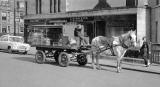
(9, 37, 24, 42)
(1, 36, 8, 41)
(25, 1, 27, 15)
(58, 0, 60, 12)
(156, 0, 159, 5)
(156, 21, 158, 42)
(8, 26, 10, 33)
(39, 0, 41, 14)
(36, 0, 38, 14)
(54, 0, 56, 13)
(35, 0, 42, 14)
(1, 0, 9, 6)
(126, 0, 137, 7)
(52, 0, 61, 13)
(2, 12, 7, 21)
(2, 28, 7, 33)
(17, 1, 20, 9)
(7, 12, 10, 22)
(50, 0, 52, 13)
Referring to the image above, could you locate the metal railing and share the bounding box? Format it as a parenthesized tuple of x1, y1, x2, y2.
(150, 43, 160, 64)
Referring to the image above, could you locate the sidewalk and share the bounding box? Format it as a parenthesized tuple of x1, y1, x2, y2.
(87, 56, 160, 74)
(28, 47, 160, 74)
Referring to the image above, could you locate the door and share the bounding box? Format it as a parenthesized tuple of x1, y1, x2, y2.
(84, 22, 94, 43)
(96, 21, 106, 36)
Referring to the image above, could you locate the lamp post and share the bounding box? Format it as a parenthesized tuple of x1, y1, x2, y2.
(14, 0, 16, 35)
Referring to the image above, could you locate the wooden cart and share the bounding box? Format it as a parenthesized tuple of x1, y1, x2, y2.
(35, 45, 91, 67)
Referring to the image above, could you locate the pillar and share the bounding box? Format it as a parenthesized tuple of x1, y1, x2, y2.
(137, 6, 150, 46)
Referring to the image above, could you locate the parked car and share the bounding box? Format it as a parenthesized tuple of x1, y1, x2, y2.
(0, 34, 30, 54)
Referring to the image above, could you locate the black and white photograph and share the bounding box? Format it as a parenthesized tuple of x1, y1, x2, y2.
(0, 0, 160, 87)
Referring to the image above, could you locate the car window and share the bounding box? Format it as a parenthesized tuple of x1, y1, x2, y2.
(0, 36, 8, 41)
(9, 37, 24, 43)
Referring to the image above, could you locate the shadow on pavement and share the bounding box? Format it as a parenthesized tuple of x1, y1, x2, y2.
(12, 56, 117, 73)
(13, 57, 35, 63)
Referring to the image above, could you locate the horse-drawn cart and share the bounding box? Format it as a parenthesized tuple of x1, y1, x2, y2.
(35, 45, 91, 67)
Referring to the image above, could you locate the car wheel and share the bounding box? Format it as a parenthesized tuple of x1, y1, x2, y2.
(7, 46, 12, 53)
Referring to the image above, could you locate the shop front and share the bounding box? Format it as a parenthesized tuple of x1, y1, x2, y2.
(24, 7, 150, 46)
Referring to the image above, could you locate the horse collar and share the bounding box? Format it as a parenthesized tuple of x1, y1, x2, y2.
(119, 36, 129, 49)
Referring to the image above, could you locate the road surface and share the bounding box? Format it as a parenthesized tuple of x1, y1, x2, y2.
(0, 51, 160, 87)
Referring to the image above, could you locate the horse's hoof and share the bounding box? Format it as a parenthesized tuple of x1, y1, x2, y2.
(117, 70, 121, 73)
(92, 66, 96, 70)
(145, 64, 150, 67)
(97, 66, 102, 70)
(117, 67, 121, 73)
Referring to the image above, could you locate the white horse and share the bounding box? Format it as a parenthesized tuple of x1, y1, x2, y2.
(91, 30, 137, 73)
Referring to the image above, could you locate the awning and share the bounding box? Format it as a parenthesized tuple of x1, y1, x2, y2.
(32, 25, 62, 28)
(24, 7, 137, 20)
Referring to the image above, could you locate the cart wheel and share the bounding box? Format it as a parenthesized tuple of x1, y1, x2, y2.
(23, 51, 27, 55)
(77, 54, 87, 66)
(58, 52, 70, 67)
(35, 50, 46, 64)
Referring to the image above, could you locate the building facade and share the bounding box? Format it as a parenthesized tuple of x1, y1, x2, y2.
(0, 0, 25, 36)
(149, 0, 160, 43)
(24, 0, 159, 46)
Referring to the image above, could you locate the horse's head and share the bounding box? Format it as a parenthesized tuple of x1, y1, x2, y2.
(121, 30, 137, 48)
(128, 30, 137, 47)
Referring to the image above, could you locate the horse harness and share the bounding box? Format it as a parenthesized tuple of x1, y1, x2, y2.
(92, 36, 131, 55)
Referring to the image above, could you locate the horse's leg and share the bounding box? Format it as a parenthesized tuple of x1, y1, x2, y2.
(91, 52, 96, 69)
(117, 57, 121, 73)
(116, 46, 126, 73)
(117, 48, 127, 73)
(96, 53, 101, 70)
(110, 47, 115, 56)
(115, 46, 121, 73)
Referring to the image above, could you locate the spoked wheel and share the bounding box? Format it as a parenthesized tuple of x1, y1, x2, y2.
(35, 50, 46, 64)
(58, 52, 70, 67)
(77, 54, 87, 66)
